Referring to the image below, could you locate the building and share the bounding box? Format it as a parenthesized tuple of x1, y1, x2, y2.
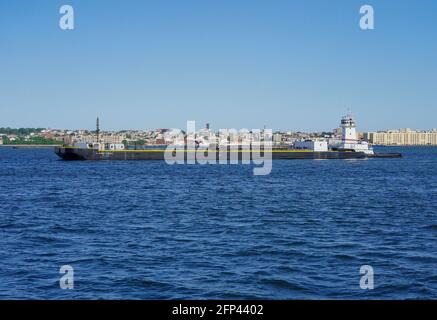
(364, 129, 437, 145)
(332, 127, 342, 138)
(273, 133, 283, 145)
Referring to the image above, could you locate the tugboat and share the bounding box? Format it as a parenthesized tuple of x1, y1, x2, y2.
(331, 114, 401, 158)
(55, 115, 402, 161)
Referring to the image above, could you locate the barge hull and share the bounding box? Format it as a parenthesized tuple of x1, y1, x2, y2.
(55, 147, 372, 161)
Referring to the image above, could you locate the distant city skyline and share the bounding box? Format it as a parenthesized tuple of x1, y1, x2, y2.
(1, 120, 437, 135)
(1, 0, 436, 132)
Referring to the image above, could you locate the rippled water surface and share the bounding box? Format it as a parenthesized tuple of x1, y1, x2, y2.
(0, 146, 436, 299)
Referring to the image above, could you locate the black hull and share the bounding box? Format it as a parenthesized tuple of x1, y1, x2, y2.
(367, 153, 402, 158)
(54, 147, 387, 161)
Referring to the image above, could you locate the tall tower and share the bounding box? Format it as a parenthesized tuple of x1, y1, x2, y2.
(340, 114, 357, 142)
(96, 117, 100, 143)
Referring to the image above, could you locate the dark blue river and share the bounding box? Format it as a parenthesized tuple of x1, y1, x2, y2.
(0, 146, 436, 299)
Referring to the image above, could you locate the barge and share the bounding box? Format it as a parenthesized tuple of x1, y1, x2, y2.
(55, 146, 378, 161)
(55, 115, 402, 161)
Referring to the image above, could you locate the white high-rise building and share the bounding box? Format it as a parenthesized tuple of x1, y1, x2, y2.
(364, 129, 437, 145)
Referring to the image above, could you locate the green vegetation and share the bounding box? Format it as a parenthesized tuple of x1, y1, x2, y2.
(133, 139, 146, 145)
(2, 136, 63, 145)
(0, 127, 45, 135)
(0, 128, 63, 145)
(121, 139, 147, 146)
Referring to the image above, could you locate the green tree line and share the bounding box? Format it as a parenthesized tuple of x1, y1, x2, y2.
(1, 136, 63, 145)
(0, 127, 46, 135)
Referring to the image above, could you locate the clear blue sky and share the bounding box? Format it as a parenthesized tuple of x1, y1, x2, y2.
(1, 0, 436, 131)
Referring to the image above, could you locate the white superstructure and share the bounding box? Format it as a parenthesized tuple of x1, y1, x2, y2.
(73, 141, 125, 150)
(338, 114, 374, 155)
(294, 140, 328, 152)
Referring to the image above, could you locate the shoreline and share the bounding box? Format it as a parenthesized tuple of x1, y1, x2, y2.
(373, 145, 437, 147)
(0, 144, 62, 148)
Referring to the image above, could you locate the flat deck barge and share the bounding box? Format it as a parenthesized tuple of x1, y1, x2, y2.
(54, 147, 401, 161)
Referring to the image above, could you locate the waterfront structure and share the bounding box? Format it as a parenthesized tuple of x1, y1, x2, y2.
(364, 128, 437, 146)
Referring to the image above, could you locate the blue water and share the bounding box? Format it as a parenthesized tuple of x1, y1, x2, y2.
(0, 146, 436, 299)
